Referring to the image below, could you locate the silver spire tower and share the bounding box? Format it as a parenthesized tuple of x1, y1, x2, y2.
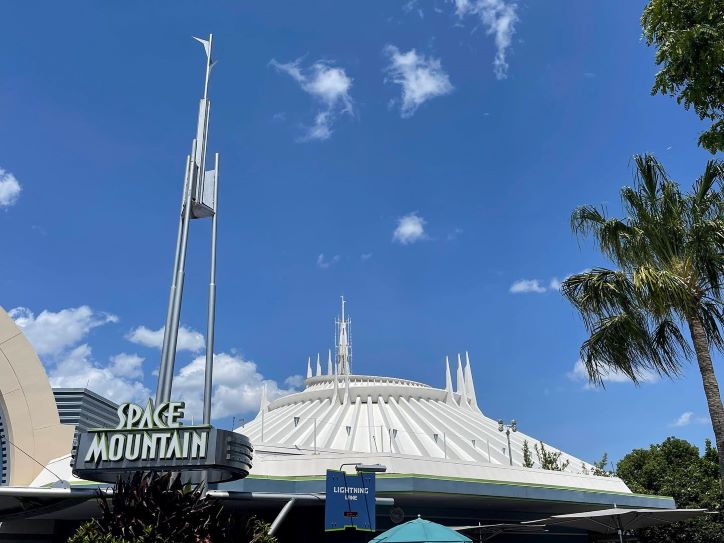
(156, 34, 220, 426)
(335, 296, 352, 375)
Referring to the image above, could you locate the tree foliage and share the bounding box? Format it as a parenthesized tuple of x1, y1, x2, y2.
(522, 440, 535, 468)
(534, 442, 570, 471)
(592, 452, 612, 477)
(617, 437, 723, 542)
(641, 0, 724, 153)
(561, 154, 724, 490)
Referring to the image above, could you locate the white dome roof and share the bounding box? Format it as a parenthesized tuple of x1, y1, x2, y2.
(240, 360, 589, 473)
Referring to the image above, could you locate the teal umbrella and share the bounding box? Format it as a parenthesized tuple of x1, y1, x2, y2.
(371, 517, 472, 543)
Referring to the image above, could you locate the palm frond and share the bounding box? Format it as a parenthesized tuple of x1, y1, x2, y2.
(632, 265, 695, 317)
(632, 154, 668, 206)
(651, 318, 692, 373)
(580, 311, 677, 386)
(561, 268, 636, 327)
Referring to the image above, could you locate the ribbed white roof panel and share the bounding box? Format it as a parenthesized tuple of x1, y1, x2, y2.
(239, 374, 591, 473)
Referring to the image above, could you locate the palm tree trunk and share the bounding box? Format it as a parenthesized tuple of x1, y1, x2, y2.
(687, 313, 724, 494)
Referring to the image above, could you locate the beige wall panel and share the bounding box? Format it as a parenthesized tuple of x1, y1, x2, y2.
(0, 308, 20, 345)
(1, 389, 35, 452)
(0, 306, 73, 486)
(0, 336, 60, 431)
(33, 425, 74, 466)
(0, 350, 21, 395)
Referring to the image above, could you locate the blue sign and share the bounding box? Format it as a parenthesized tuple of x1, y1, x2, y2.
(325, 469, 376, 531)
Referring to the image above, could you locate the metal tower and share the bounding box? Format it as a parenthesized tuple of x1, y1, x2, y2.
(156, 34, 220, 425)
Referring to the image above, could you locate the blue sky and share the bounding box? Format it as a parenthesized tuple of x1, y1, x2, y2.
(0, 1, 720, 467)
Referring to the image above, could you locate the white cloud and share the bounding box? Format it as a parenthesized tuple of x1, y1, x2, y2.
(126, 325, 205, 353)
(109, 353, 144, 379)
(509, 276, 565, 293)
(568, 359, 659, 389)
(454, 0, 518, 79)
(10, 306, 118, 356)
(384, 45, 453, 117)
(317, 253, 340, 269)
(361, 253, 373, 261)
(0, 168, 21, 208)
(172, 352, 302, 420)
(670, 411, 709, 427)
(48, 344, 150, 403)
(270, 58, 353, 141)
(509, 279, 546, 294)
(393, 212, 427, 244)
(284, 374, 306, 388)
(10, 305, 150, 403)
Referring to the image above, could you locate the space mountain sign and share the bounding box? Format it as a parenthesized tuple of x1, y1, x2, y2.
(72, 400, 253, 484)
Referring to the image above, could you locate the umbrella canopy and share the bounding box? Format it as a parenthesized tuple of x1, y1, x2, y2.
(371, 518, 472, 543)
(524, 508, 709, 533)
(453, 524, 546, 541)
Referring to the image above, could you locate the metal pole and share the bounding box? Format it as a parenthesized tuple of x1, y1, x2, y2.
(269, 498, 296, 536)
(202, 153, 219, 425)
(506, 429, 513, 466)
(202, 34, 213, 100)
(156, 153, 192, 404)
(161, 141, 197, 402)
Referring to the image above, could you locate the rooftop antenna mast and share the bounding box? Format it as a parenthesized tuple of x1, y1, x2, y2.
(156, 34, 220, 427)
(336, 296, 352, 375)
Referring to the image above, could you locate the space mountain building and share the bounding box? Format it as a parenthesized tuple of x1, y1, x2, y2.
(214, 300, 675, 537)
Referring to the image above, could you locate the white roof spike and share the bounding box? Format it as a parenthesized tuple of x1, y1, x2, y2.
(456, 353, 470, 409)
(327, 349, 333, 375)
(306, 357, 312, 379)
(444, 356, 456, 406)
(445, 356, 453, 392)
(456, 354, 465, 393)
(259, 382, 269, 414)
(316, 353, 322, 377)
(464, 351, 479, 411)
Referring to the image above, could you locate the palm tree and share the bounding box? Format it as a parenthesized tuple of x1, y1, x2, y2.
(561, 154, 724, 491)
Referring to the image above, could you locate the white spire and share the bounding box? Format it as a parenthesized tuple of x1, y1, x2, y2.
(327, 349, 333, 375)
(306, 357, 312, 379)
(456, 353, 470, 408)
(444, 356, 455, 405)
(316, 353, 322, 377)
(336, 296, 351, 375)
(464, 351, 478, 410)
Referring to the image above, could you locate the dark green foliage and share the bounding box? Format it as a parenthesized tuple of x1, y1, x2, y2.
(66, 472, 276, 543)
(522, 440, 534, 468)
(246, 518, 277, 543)
(68, 522, 142, 543)
(534, 442, 570, 471)
(591, 452, 612, 477)
(641, 0, 724, 153)
(96, 472, 230, 542)
(617, 437, 724, 542)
